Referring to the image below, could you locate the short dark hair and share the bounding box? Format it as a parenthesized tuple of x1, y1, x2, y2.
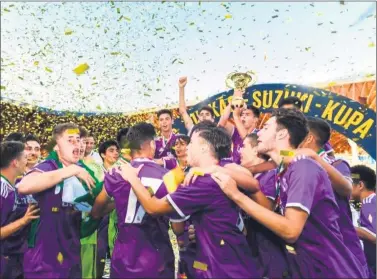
(53, 123, 79, 140)
(198, 127, 231, 160)
(171, 135, 190, 157)
(0, 141, 25, 169)
(245, 133, 270, 161)
(199, 106, 215, 118)
(99, 140, 120, 159)
(79, 127, 89, 138)
(126, 122, 156, 152)
(244, 105, 260, 118)
(5, 132, 25, 143)
(189, 120, 217, 137)
(116, 127, 129, 148)
(25, 134, 40, 144)
(272, 108, 308, 148)
(157, 109, 173, 119)
(351, 165, 376, 191)
(307, 117, 331, 147)
(278, 96, 302, 109)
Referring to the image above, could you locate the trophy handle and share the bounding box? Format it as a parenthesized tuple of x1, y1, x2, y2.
(246, 71, 257, 87)
(225, 72, 237, 89)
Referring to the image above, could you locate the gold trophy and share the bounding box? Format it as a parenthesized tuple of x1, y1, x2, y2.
(226, 71, 257, 109)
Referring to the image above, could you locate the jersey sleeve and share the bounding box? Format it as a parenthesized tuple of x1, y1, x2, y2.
(333, 160, 352, 184)
(27, 160, 57, 174)
(166, 176, 215, 219)
(163, 158, 178, 171)
(261, 170, 276, 200)
(360, 202, 376, 237)
(286, 159, 321, 215)
(0, 183, 14, 227)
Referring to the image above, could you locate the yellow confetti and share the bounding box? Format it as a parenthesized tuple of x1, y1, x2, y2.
(365, 73, 375, 78)
(45, 67, 53, 73)
(96, 105, 102, 110)
(264, 53, 267, 61)
(110, 52, 120, 55)
(34, 61, 39, 66)
(0, 86, 5, 90)
(57, 252, 64, 264)
(225, 14, 232, 19)
(368, 42, 375, 48)
(73, 63, 89, 75)
(64, 29, 73, 35)
(327, 81, 337, 87)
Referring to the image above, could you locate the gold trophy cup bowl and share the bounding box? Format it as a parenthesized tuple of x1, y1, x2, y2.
(226, 71, 257, 109)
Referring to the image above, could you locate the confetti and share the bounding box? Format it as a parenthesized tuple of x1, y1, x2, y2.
(368, 42, 375, 47)
(224, 14, 232, 19)
(45, 67, 53, 73)
(73, 63, 89, 75)
(64, 29, 73, 35)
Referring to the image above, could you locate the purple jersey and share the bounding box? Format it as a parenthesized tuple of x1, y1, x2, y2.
(23, 160, 82, 279)
(167, 175, 260, 278)
(231, 128, 243, 164)
(104, 158, 184, 278)
(278, 157, 367, 278)
(219, 157, 233, 167)
(329, 159, 369, 272)
(360, 193, 376, 277)
(163, 157, 178, 170)
(246, 170, 290, 278)
(154, 133, 178, 159)
(1, 176, 29, 279)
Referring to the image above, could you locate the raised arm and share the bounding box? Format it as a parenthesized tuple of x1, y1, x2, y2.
(217, 102, 234, 136)
(233, 107, 249, 140)
(178, 77, 194, 131)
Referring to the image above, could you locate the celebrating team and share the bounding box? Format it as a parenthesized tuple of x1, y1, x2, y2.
(1, 77, 376, 279)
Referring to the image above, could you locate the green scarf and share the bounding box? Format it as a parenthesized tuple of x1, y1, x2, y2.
(28, 151, 104, 247)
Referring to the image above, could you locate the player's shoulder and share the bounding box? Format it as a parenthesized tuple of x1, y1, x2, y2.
(288, 156, 325, 178)
(362, 193, 376, 205)
(30, 159, 58, 174)
(192, 174, 217, 188)
(0, 179, 14, 198)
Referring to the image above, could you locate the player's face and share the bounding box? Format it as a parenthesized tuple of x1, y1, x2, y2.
(174, 138, 188, 157)
(240, 138, 258, 165)
(56, 130, 81, 164)
(103, 145, 120, 165)
(198, 110, 214, 122)
(85, 137, 95, 155)
(187, 132, 202, 167)
(79, 138, 87, 159)
(257, 117, 277, 154)
(14, 151, 28, 175)
(24, 140, 41, 166)
(158, 113, 173, 133)
(241, 109, 258, 130)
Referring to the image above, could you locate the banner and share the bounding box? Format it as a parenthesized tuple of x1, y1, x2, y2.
(173, 83, 376, 160)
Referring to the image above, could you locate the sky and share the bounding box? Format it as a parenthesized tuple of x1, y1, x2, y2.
(1, 1, 376, 113)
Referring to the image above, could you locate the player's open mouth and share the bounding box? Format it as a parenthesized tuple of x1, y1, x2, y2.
(73, 149, 80, 156)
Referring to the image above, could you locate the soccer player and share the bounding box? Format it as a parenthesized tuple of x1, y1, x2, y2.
(24, 134, 41, 173)
(154, 109, 178, 159)
(18, 123, 95, 279)
(91, 123, 185, 278)
(218, 91, 260, 164)
(351, 165, 376, 278)
(119, 126, 260, 278)
(1, 141, 40, 279)
(240, 133, 290, 278)
(278, 96, 334, 157)
(155, 135, 190, 172)
(215, 108, 366, 278)
(99, 140, 120, 172)
(116, 127, 131, 162)
(85, 134, 103, 165)
(298, 118, 369, 274)
(178, 76, 215, 133)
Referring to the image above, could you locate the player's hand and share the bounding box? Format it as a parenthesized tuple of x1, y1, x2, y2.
(21, 203, 40, 226)
(232, 104, 243, 117)
(68, 165, 95, 190)
(117, 162, 143, 183)
(188, 224, 196, 244)
(211, 172, 239, 199)
(233, 89, 245, 97)
(179, 77, 187, 88)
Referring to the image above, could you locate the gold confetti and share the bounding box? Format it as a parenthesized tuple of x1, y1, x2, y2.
(64, 29, 73, 35)
(0, 86, 6, 90)
(225, 14, 232, 19)
(368, 42, 375, 47)
(34, 61, 39, 66)
(45, 67, 53, 73)
(327, 81, 337, 87)
(57, 252, 64, 264)
(73, 63, 89, 75)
